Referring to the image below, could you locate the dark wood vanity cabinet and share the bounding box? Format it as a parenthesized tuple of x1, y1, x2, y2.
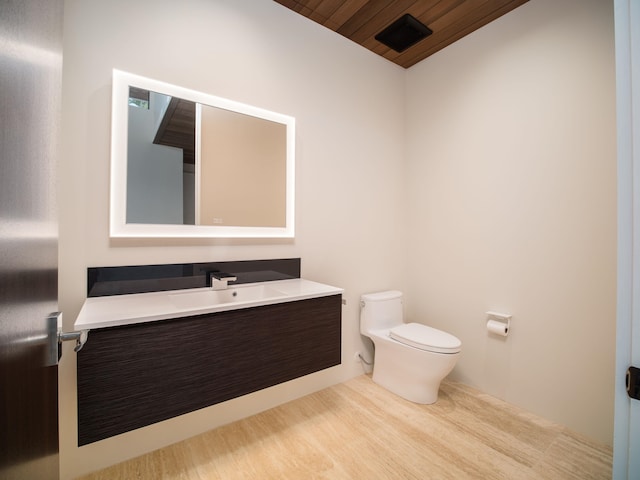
(77, 294, 342, 446)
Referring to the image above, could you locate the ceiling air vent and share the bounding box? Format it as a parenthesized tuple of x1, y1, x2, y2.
(374, 14, 432, 53)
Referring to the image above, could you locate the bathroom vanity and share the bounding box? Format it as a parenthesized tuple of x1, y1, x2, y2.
(74, 260, 342, 446)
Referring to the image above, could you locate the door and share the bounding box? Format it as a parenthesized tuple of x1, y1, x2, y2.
(0, 1, 64, 479)
(613, 0, 640, 478)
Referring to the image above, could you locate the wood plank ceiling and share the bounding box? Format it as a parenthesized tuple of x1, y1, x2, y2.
(273, 0, 530, 69)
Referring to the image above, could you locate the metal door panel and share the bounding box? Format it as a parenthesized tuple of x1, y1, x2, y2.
(0, 1, 63, 478)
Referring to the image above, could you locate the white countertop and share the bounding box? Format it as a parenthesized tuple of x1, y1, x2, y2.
(74, 278, 343, 330)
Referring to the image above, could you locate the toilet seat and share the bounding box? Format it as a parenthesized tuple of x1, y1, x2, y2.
(389, 323, 462, 354)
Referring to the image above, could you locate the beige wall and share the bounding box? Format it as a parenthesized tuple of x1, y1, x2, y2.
(59, 0, 405, 477)
(59, 0, 616, 477)
(404, 0, 616, 445)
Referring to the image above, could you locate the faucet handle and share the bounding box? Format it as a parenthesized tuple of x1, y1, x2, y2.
(210, 271, 237, 281)
(208, 271, 237, 290)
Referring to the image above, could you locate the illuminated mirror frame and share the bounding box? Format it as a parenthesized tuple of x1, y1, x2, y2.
(110, 69, 295, 238)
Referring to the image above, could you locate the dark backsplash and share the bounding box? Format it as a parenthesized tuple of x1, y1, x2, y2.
(87, 258, 301, 297)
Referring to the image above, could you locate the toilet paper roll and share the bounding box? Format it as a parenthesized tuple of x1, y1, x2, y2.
(487, 319, 509, 337)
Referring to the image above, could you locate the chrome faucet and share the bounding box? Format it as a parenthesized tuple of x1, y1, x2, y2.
(209, 272, 237, 290)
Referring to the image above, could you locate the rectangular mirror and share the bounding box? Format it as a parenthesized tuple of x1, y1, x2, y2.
(110, 69, 295, 238)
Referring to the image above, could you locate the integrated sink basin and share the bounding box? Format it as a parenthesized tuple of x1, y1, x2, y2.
(74, 278, 344, 330)
(168, 284, 286, 309)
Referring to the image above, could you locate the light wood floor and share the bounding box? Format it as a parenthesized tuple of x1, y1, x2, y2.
(79, 375, 612, 479)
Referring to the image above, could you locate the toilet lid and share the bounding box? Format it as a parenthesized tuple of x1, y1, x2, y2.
(389, 323, 462, 354)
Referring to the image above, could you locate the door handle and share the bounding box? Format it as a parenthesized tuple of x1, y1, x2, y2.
(59, 329, 89, 352)
(45, 312, 90, 366)
(626, 366, 640, 400)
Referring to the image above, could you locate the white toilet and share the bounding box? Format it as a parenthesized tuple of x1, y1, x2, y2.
(360, 290, 462, 404)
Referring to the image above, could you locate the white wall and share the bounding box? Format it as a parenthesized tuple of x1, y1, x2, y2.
(59, 0, 405, 477)
(127, 98, 184, 224)
(59, 0, 617, 477)
(404, 0, 616, 444)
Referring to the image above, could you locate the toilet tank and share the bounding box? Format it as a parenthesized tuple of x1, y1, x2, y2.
(360, 290, 403, 335)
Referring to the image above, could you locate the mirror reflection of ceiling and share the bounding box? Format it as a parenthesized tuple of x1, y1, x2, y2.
(129, 87, 196, 165)
(273, 0, 530, 69)
(154, 97, 196, 164)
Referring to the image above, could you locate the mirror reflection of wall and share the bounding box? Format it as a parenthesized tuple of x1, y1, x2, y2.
(198, 105, 287, 227)
(126, 88, 195, 225)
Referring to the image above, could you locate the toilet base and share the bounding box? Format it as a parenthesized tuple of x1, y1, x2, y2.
(369, 331, 459, 404)
(372, 362, 443, 404)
